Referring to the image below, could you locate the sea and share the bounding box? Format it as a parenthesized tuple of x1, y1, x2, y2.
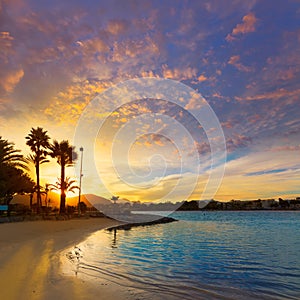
(65, 211, 300, 299)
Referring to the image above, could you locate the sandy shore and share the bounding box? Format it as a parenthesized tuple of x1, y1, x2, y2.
(0, 218, 136, 300)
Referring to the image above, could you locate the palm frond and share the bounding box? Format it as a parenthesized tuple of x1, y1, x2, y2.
(0, 137, 29, 170)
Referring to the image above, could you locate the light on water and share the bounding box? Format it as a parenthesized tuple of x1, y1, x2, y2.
(66, 212, 300, 300)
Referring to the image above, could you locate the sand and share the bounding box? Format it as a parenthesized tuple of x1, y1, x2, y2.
(0, 218, 136, 300)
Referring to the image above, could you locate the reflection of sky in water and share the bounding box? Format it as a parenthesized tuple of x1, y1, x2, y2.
(63, 212, 300, 300)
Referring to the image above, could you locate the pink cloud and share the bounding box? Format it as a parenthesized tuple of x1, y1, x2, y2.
(228, 55, 252, 72)
(0, 31, 14, 63)
(162, 65, 197, 81)
(106, 19, 129, 35)
(226, 12, 257, 41)
(235, 88, 300, 101)
(272, 145, 300, 152)
(227, 134, 252, 152)
(184, 93, 205, 110)
(194, 141, 210, 155)
(197, 74, 208, 82)
(0, 68, 24, 93)
(137, 134, 169, 148)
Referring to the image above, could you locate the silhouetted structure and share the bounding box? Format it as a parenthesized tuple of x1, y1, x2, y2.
(25, 127, 50, 213)
(49, 140, 78, 214)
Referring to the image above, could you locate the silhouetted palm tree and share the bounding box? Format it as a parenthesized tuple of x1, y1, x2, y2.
(49, 177, 79, 195)
(49, 140, 77, 214)
(0, 137, 34, 209)
(0, 136, 28, 170)
(111, 195, 119, 204)
(26, 153, 50, 208)
(25, 127, 50, 212)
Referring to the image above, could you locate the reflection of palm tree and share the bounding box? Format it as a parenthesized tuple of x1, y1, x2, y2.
(25, 127, 50, 213)
(112, 228, 118, 248)
(49, 140, 77, 214)
(49, 177, 79, 209)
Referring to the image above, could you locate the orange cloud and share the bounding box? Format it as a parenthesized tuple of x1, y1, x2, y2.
(162, 65, 197, 81)
(272, 145, 300, 152)
(0, 31, 14, 43)
(226, 12, 257, 41)
(111, 36, 160, 63)
(0, 31, 14, 63)
(184, 92, 205, 110)
(1, 68, 24, 93)
(228, 55, 252, 72)
(106, 19, 129, 35)
(228, 55, 240, 64)
(197, 74, 207, 82)
(227, 134, 252, 152)
(43, 80, 110, 124)
(77, 37, 109, 55)
(235, 88, 300, 101)
(140, 70, 159, 78)
(136, 133, 169, 148)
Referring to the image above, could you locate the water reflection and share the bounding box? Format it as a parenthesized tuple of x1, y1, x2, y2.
(62, 212, 300, 300)
(111, 228, 118, 248)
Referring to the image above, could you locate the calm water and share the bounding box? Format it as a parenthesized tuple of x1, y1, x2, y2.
(69, 211, 300, 299)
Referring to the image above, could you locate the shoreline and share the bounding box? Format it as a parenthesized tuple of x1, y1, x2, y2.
(0, 217, 129, 299)
(0, 215, 177, 300)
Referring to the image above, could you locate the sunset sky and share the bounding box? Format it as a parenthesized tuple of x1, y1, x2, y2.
(0, 0, 299, 202)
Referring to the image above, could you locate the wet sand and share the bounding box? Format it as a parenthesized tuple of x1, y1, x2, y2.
(0, 218, 136, 300)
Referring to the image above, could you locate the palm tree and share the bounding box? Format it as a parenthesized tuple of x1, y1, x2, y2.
(0, 136, 28, 170)
(26, 153, 50, 209)
(49, 177, 79, 195)
(25, 127, 50, 213)
(49, 140, 77, 214)
(0, 137, 34, 210)
(111, 195, 119, 204)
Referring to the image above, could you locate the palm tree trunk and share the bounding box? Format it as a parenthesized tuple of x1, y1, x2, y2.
(60, 163, 66, 214)
(36, 163, 41, 213)
(29, 193, 33, 210)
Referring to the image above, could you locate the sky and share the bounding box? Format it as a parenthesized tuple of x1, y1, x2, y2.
(0, 0, 299, 202)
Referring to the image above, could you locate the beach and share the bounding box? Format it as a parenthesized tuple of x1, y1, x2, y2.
(0, 218, 134, 300)
(1, 212, 299, 300)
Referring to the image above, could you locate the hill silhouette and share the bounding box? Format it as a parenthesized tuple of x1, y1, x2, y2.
(12, 193, 113, 208)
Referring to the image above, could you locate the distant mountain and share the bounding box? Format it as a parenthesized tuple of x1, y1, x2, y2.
(117, 197, 131, 204)
(67, 194, 111, 207)
(12, 193, 112, 208)
(12, 192, 60, 207)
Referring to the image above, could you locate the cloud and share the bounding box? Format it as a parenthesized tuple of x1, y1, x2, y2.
(0, 68, 24, 93)
(261, 30, 300, 86)
(0, 31, 14, 63)
(111, 34, 160, 64)
(77, 37, 109, 55)
(197, 74, 208, 82)
(272, 145, 300, 152)
(194, 141, 210, 155)
(106, 19, 129, 35)
(226, 12, 257, 41)
(213, 149, 300, 200)
(43, 79, 110, 124)
(184, 93, 205, 110)
(226, 134, 252, 152)
(0, 1, 298, 202)
(235, 88, 300, 101)
(137, 133, 170, 148)
(228, 55, 252, 72)
(161, 64, 197, 81)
